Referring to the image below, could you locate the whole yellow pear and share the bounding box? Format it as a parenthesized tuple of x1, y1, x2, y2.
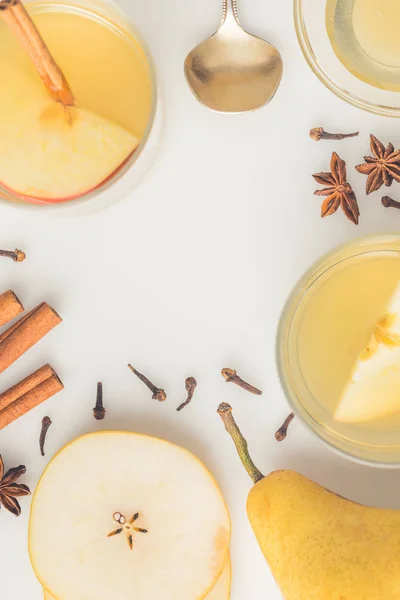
(218, 403, 400, 599)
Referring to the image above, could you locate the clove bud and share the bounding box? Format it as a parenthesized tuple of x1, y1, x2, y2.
(275, 413, 295, 442)
(93, 382, 106, 420)
(382, 196, 400, 210)
(177, 377, 198, 411)
(221, 368, 262, 396)
(39, 416, 52, 456)
(310, 127, 359, 142)
(128, 365, 167, 402)
(0, 248, 26, 262)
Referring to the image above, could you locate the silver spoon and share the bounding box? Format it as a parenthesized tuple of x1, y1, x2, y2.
(184, 0, 283, 113)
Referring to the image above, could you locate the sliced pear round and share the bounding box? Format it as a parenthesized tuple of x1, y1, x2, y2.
(30, 432, 230, 600)
(43, 555, 231, 600)
(206, 555, 231, 599)
(0, 66, 138, 204)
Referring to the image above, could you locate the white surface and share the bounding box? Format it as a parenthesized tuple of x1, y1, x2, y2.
(2, 1, 400, 599)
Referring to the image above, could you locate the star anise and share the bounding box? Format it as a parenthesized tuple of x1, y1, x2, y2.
(313, 152, 360, 225)
(355, 134, 400, 194)
(0, 455, 30, 516)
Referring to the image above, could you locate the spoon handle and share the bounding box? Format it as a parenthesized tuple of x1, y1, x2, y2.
(222, 0, 239, 23)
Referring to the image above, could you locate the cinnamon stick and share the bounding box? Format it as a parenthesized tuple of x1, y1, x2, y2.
(0, 0, 75, 107)
(0, 302, 62, 374)
(0, 364, 63, 430)
(0, 290, 24, 328)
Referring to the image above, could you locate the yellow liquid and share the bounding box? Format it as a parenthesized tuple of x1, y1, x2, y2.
(22, 3, 152, 136)
(326, 0, 400, 91)
(0, 2, 153, 202)
(285, 244, 400, 456)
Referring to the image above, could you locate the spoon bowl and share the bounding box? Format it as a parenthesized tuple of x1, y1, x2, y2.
(184, 0, 283, 113)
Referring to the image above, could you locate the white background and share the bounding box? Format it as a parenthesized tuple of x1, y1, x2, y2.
(2, 1, 400, 598)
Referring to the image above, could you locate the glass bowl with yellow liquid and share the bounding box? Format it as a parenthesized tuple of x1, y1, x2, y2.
(0, 0, 159, 215)
(295, 0, 400, 117)
(278, 235, 400, 466)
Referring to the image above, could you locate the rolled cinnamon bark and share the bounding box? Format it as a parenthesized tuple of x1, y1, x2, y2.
(0, 290, 24, 328)
(0, 364, 63, 430)
(0, 0, 75, 106)
(0, 302, 62, 374)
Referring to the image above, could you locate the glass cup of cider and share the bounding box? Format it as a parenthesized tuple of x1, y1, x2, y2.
(0, 0, 158, 214)
(295, 0, 400, 117)
(278, 235, 400, 466)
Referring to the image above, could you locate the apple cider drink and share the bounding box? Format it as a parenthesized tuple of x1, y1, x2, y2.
(0, 1, 153, 204)
(278, 236, 400, 464)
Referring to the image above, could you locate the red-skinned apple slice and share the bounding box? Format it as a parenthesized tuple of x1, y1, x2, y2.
(0, 3, 139, 204)
(0, 66, 138, 204)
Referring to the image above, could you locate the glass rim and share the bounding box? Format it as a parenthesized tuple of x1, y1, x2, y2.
(293, 0, 400, 118)
(277, 234, 400, 468)
(0, 0, 158, 213)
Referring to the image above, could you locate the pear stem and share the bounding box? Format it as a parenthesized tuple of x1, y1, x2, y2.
(217, 403, 264, 484)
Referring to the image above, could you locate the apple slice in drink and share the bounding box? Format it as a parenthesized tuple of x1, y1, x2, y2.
(30, 432, 230, 600)
(0, 66, 138, 204)
(335, 282, 400, 423)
